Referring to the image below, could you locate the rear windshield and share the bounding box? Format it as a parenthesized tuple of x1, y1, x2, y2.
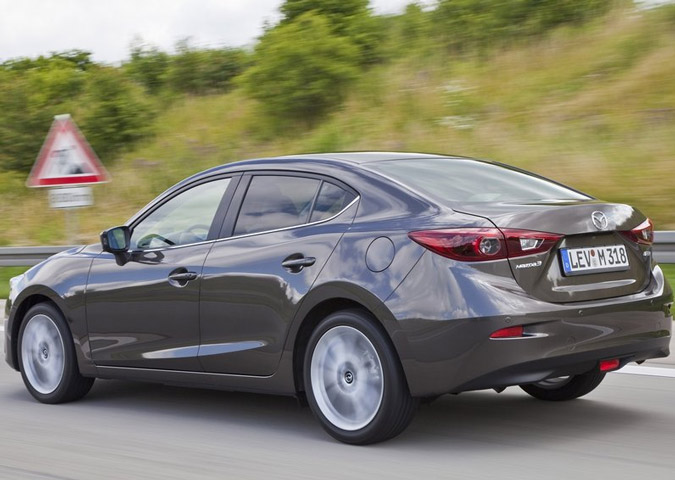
(368, 158, 591, 204)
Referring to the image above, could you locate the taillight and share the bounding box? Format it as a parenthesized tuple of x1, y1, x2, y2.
(501, 229, 563, 258)
(409, 228, 562, 262)
(408, 228, 507, 262)
(619, 218, 654, 246)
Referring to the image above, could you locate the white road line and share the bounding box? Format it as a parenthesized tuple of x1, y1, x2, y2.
(613, 365, 675, 378)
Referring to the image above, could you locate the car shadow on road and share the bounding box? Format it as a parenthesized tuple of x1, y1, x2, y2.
(19, 377, 644, 450)
(394, 389, 649, 451)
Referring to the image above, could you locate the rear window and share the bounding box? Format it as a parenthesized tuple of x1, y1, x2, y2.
(234, 175, 320, 235)
(310, 182, 356, 223)
(368, 158, 590, 204)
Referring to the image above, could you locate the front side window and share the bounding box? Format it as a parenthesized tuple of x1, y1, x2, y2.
(234, 176, 320, 235)
(130, 178, 231, 250)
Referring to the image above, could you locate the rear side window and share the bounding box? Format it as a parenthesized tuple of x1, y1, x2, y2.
(369, 158, 590, 204)
(234, 175, 320, 235)
(310, 182, 356, 223)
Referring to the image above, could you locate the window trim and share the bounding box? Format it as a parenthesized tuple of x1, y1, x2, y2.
(219, 171, 359, 241)
(220, 195, 359, 243)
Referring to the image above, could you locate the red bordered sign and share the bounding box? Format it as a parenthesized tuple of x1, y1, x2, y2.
(26, 114, 110, 187)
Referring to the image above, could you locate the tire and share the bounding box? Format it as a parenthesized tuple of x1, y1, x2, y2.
(519, 370, 606, 401)
(18, 303, 94, 404)
(303, 309, 418, 444)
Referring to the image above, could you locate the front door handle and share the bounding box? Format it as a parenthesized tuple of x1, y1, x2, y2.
(169, 272, 198, 281)
(168, 269, 199, 287)
(281, 256, 316, 273)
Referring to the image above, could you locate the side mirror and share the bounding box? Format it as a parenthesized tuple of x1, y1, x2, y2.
(100, 226, 131, 254)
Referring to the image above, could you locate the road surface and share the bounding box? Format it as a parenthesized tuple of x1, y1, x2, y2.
(0, 356, 674, 480)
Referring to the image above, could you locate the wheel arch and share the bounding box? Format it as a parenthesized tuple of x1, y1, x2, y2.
(9, 290, 63, 371)
(287, 283, 407, 396)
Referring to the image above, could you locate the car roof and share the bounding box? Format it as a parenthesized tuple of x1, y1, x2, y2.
(272, 152, 450, 164)
(189, 151, 459, 179)
(168, 152, 480, 202)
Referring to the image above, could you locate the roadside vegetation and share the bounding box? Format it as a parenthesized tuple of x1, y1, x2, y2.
(0, 0, 674, 246)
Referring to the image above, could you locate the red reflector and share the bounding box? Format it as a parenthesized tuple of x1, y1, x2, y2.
(599, 358, 620, 372)
(490, 325, 524, 338)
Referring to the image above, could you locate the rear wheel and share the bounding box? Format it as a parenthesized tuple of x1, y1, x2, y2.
(18, 303, 94, 404)
(303, 310, 418, 444)
(520, 370, 605, 401)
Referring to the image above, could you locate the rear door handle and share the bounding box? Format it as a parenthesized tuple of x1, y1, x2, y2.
(281, 256, 316, 272)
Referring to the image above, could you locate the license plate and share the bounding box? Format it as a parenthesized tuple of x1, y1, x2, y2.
(560, 245, 629, 276)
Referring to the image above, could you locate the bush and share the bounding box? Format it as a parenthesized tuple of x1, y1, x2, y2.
(165, 40, 249, 95)
(81, 67, 155, 160)
(280, 0, 382, 64)
(240, 12, 360, 126)
(434, 0, 611, 53)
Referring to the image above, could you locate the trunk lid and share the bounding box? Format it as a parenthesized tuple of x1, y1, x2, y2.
(453, 200, 652, 303)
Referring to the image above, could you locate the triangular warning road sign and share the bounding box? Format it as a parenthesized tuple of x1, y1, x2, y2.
(27, 114, 110, 187)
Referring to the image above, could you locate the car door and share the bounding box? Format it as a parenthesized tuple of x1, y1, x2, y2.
(86, 175, 239, 371)
(199, 173, 358, 376)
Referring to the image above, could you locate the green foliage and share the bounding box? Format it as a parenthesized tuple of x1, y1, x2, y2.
(0, 51, 158, 172)
(165, 39, 249, 95)
(0, 57, 85, 171)
(280, 0, 369, 29)
(280, 0, 382, 64)
(81, 67, 155, 160)
(240, 12, 360, 126)
(127, 42, 170, 94)
(434, 0, 611, 53)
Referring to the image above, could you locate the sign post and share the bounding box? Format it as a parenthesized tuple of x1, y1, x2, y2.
(26, 114, 110, 243)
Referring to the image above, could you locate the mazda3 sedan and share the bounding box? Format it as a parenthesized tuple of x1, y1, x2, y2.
(4, 152, 672, 444)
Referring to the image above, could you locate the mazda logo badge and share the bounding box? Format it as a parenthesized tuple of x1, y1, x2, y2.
(591, 211, 608, 230)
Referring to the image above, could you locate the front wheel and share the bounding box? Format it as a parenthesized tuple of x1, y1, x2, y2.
(519, 370, 606, 401)
(18, 303, 94, 404)
(303, 310, 418, 444)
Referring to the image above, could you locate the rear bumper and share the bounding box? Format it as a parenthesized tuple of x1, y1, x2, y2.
(450, 329, 669, 394)
(384, 256, 673, 397)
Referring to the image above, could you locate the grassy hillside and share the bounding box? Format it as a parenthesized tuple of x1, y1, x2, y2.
(1, 5, 674, 246)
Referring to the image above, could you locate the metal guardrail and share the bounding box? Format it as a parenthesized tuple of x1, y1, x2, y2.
(0, 245, 79, 267)
(0, 232, 674, 267)
(653, 231, 675, 264)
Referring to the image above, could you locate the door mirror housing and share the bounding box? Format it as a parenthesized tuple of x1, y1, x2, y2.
(101, 226, 131, 254)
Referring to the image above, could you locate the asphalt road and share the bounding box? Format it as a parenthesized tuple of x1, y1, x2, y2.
(0, 359, 673, 480)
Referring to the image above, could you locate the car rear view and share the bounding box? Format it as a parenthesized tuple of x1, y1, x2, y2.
(368, 157, 672, 399)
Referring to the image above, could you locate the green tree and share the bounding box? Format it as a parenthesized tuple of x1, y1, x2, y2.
(240, 12, 359, 126)
(280, 0, 369, 30)
(280, 0, 382, 64)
